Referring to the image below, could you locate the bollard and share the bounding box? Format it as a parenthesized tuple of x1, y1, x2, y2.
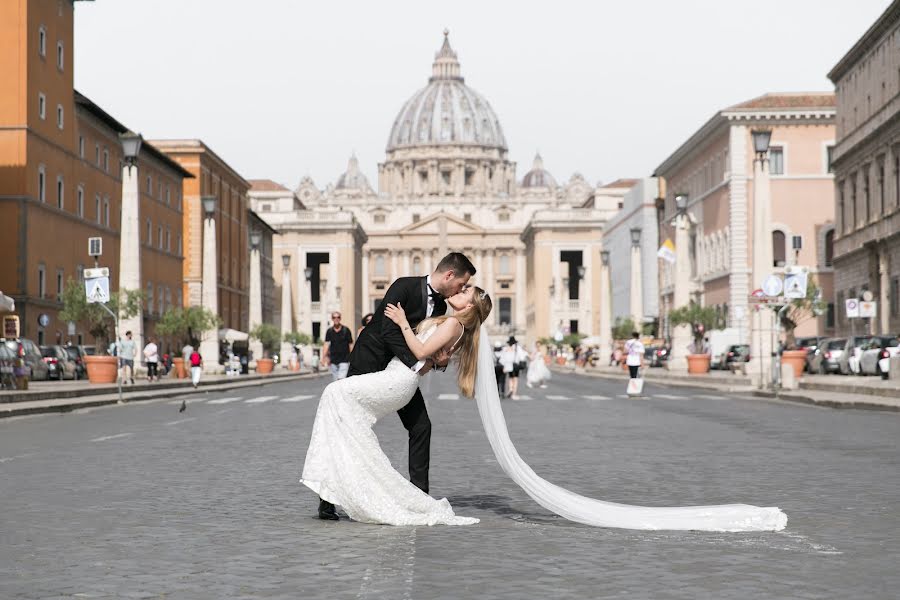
(780, 363, 798, 390)
(890, 356, 900, 381)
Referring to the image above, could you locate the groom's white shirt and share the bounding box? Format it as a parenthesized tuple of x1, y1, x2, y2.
(411, 274, 436, 373)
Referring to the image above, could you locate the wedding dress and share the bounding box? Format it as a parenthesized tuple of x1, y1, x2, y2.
(473, 325, 788, 532)
(300, 327, 477, 526)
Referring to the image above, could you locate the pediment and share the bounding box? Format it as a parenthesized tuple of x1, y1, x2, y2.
(398, 212, 485, 235)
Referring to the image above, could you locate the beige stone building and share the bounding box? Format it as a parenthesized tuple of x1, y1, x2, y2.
(654, 93, 837, 342)
(828, 0, 900, 335)
(251, 33, 622, 344)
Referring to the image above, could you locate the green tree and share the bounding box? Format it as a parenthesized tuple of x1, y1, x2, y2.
(250, 323, 282, 357)
(156, 306, 220, 348)
(780, 276, 827, 350)
(59, 278, 143, 351)
(283, 331, 312, 346)
(562, 332, 586, 348)
(668, 302, 719, 350)
(612, 317, 637, 340)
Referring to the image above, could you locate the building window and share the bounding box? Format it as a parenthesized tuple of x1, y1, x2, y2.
(38, 264, 46, 299)
(158, 225, 163, 249)
(56, 269, 63, 301)
(824, 229, 834, 267)
(56, 105, 63, 129)
(569, 319, 579, 334)
(57, 41, 64, 70)
(103, 149, 109, 172)
(826, 145, 835, 173)
(56, 175, 64, 209)
(147, 283, 154, 314)
(463, 213, 471, 222)
(95, 144, 100, 165)
(165, 186, 170, 206)
(104, 198, 110, 226)
(261, 203, 272, 212)
(499, 254, 510, 274)
(772, 230, 786, 267)
(177, 234, 182, 255)
(75, 264, 84, 282)
(498, 297, 512, 326)
(373, 212, 385, 223)
(146, 175, 152, 194)
(769, 147, 784, 175)
(498, 211, 510, 222)
(146, 219, 151, 243)
(38, 166, 46, 202)
(95, 194, 101, 223)
(891, 278, 900, 317)
(76, 186, 84, 217)
(374, 255, 386, 276)
(412, 214, 420, 223)
(166, 227, 171, 252)
(412, 256, 422, 275)
(38, 26, 46, 56)
(78, 136, 84, 158)
(38, 93, 46, 119)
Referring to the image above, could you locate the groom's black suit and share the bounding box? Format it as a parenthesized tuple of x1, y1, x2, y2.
(347, 276, 446, 494)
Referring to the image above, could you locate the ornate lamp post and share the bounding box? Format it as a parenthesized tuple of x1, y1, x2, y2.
(598, 249, 612, 366)
(747, 129, 774, 388)
(200, 195, 221, 372)
(248, 232, 263, 362)
(667, 194, 691, 371)
(117, 130, 144, 364)
(630, 227, 643, 333)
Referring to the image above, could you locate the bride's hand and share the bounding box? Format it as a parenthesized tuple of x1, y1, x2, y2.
(384, 303, 409, 328)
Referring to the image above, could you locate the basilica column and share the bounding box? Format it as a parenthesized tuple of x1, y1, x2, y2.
(401, 249, 411, 276)
(297, 251, 309, 335)
(484, 249, 495, 300)
(279, 254, 293, 367)
(390, 250, 399, 280)
(515, 248, 526, 334)
(581, 250, 593, 336)
(455, 160, 465, 196)
(425, 249, 434, 274)
(361, 250, 370, 315)
(328, 250, 339, 315)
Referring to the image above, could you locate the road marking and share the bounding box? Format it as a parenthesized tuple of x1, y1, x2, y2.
(165, 417, 196, 426)
(90, 433, 133, 442)
(514, 395, 532, 400)
(207, 397, 242, 404)
(245, 395, 278, 404)
(583, 395, 611, 400)
(696, 394, 726, 400)
(654, 394, 684, 400)
(546, 395, 572, 400)
(0, 453, 36, 463)
(437, 393, 459, 400)
(279, 395, 315, 402)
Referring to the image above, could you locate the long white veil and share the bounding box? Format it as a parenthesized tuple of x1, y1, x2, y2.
(473, 325, 787, 532)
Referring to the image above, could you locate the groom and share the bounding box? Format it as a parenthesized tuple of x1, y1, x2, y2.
(317, 251, 477, 520)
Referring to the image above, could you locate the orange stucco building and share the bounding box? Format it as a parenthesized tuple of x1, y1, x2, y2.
(0, 0, 191, 347)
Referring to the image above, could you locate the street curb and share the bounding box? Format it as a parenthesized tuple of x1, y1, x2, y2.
(0, 372, 326, 419)
(752, 390, 900, 412)
(558, 367, 756, 393)
(799, 380, 900, 399)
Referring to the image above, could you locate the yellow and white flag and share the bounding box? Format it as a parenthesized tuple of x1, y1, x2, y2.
(657, 238, 676, 264)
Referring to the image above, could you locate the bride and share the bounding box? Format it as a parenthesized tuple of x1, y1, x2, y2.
(300, 285, 493, 526)
(301, 288, 788, 532)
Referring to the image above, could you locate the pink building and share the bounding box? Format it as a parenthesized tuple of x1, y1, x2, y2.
(654, 93, 837, 343)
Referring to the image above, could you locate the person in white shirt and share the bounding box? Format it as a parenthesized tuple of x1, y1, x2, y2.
(624, 331, 644, 379)
(143, 338, 159, 382)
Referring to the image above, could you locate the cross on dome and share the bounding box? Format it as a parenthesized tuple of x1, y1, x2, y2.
(431, 29, 463, 82)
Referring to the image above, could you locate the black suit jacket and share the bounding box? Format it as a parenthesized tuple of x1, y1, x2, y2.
(348, 276, 447, 373)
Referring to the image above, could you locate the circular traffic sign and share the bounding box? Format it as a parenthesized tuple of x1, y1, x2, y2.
(862, 290, 874, 302)
(762, 275, 783, 297)
(38, 313, 50, 327)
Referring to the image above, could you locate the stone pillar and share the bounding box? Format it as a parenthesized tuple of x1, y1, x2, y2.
(248, 241, 263, 360)
(328, 251, 339, 315)
(279, 255, 293, 366)
(630, 244, 643, 331)
(484, 249, 495, 300)
(455, 160, 465, 196)
(361, 250, 370, 316)
(425, 249, 434, 274)
(879, 245, 890, 334)
(667, 213, 691, 372)
(297, 252, 309, 335)
(390, 250, 398, 280)
(118, 162, 143, 361)
(401, 249, 411, 276)
(598, 251, 612, 366)
(747, 155, 775, 388)
(200, 210, 222, 373)
(581, 251, 593, 336)
(550, 247, 561, 337)
(515, 248, 526, 334)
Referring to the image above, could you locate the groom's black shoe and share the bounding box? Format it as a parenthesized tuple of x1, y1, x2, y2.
(318, 499, 339, 521)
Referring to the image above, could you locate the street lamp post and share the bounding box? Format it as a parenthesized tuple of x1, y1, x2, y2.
(280, 254, 293, 366)
(747, 129, 775, 388)
(117, 130, 144, 370)
(200, 195, 221, 373)
(667, 194, 691, 371)
(630, 227, 643, 333)
(598, 249, 612, 366)
(248, 232, 263, 363)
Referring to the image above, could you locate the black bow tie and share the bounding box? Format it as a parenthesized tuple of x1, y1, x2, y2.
(427, 285, 442, 301)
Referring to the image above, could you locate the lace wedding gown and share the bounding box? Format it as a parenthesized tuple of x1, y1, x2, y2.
(300, 327, 477, 526)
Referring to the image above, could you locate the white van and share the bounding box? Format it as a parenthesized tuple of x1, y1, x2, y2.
(708, 328, 743, 370)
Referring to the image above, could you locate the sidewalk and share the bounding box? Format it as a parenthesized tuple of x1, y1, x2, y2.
(0, 369, 326, 418)
(563, 364, 900, 411)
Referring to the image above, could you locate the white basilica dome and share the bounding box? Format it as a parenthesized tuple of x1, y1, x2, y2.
(386, 31, 507, 152)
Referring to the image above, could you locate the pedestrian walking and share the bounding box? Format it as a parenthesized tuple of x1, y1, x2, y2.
(143, 337, 159, 382)
(502, 336, 529, 400)
(526, 342, 552, 388)
(624, 332, 644, 379)
(119, 331, 136, 384)
(323, 311, 354, 381)
(493, 341, 507, 397)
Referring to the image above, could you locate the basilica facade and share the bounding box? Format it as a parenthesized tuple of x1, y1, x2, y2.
(250, 33, 628, 345)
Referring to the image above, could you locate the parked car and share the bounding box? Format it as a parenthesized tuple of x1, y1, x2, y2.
(722, 344, 751, 371)
(13, 338, 50, 381)
(64, 345, 87, 379)
(40, 345, 78, 380)
(794, 336, 826, 372)
(0, 342, 16, 389)
(836, 336, 873, 375)
(808, 338, 847, 374)
(643, 345, 669, 367)
(859, 335, 900, 378)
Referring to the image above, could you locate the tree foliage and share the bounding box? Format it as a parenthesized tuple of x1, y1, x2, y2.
(668, 302, 719, 346)
(780, 276, 827, 349)
(58, 278, 143, 349)
(283, 331, 312, 346)
(612, 317, 637, 340)
(156, 306, 220, 348)
(250, 322, 282, 357)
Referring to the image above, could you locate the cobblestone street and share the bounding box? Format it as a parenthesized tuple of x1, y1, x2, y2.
(1, 369, 898, 599)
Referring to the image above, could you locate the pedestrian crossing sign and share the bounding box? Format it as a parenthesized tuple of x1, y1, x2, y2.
(784, 270, 808, 299)
(85, 276, 110, 304)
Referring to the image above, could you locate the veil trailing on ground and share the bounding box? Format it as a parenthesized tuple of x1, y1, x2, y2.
(472, 325, 787, 532)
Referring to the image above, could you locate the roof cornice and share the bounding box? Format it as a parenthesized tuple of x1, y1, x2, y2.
(828, 0, 900, 83)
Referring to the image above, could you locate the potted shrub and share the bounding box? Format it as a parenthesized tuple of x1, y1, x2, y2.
(779, 278, 827, 379)
(59, 279, 142, 384)
(156, 306, 219, 378)
(668, 302, 718, 375)
(250, 323, 281, 374)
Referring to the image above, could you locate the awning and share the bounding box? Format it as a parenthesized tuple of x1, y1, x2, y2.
(218, 328, 249, 342)
(0, 292, 15, 313)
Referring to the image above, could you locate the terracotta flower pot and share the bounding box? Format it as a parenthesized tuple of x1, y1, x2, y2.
(172, 357, 186, 379)
(556, 356, 566, 365)
(84, 355, 119, 384)
(781, 350, 807, 379)
(686, 353, 711, 374)
(256, 358, 274, 374)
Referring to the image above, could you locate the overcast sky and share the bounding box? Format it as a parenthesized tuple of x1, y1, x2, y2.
(74, 0, 887, 190)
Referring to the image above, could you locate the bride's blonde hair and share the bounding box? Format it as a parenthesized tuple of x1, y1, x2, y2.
(417, 287, 492, 398)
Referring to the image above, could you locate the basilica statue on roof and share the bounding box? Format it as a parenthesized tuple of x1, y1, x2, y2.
(250, 32, 631, 348)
